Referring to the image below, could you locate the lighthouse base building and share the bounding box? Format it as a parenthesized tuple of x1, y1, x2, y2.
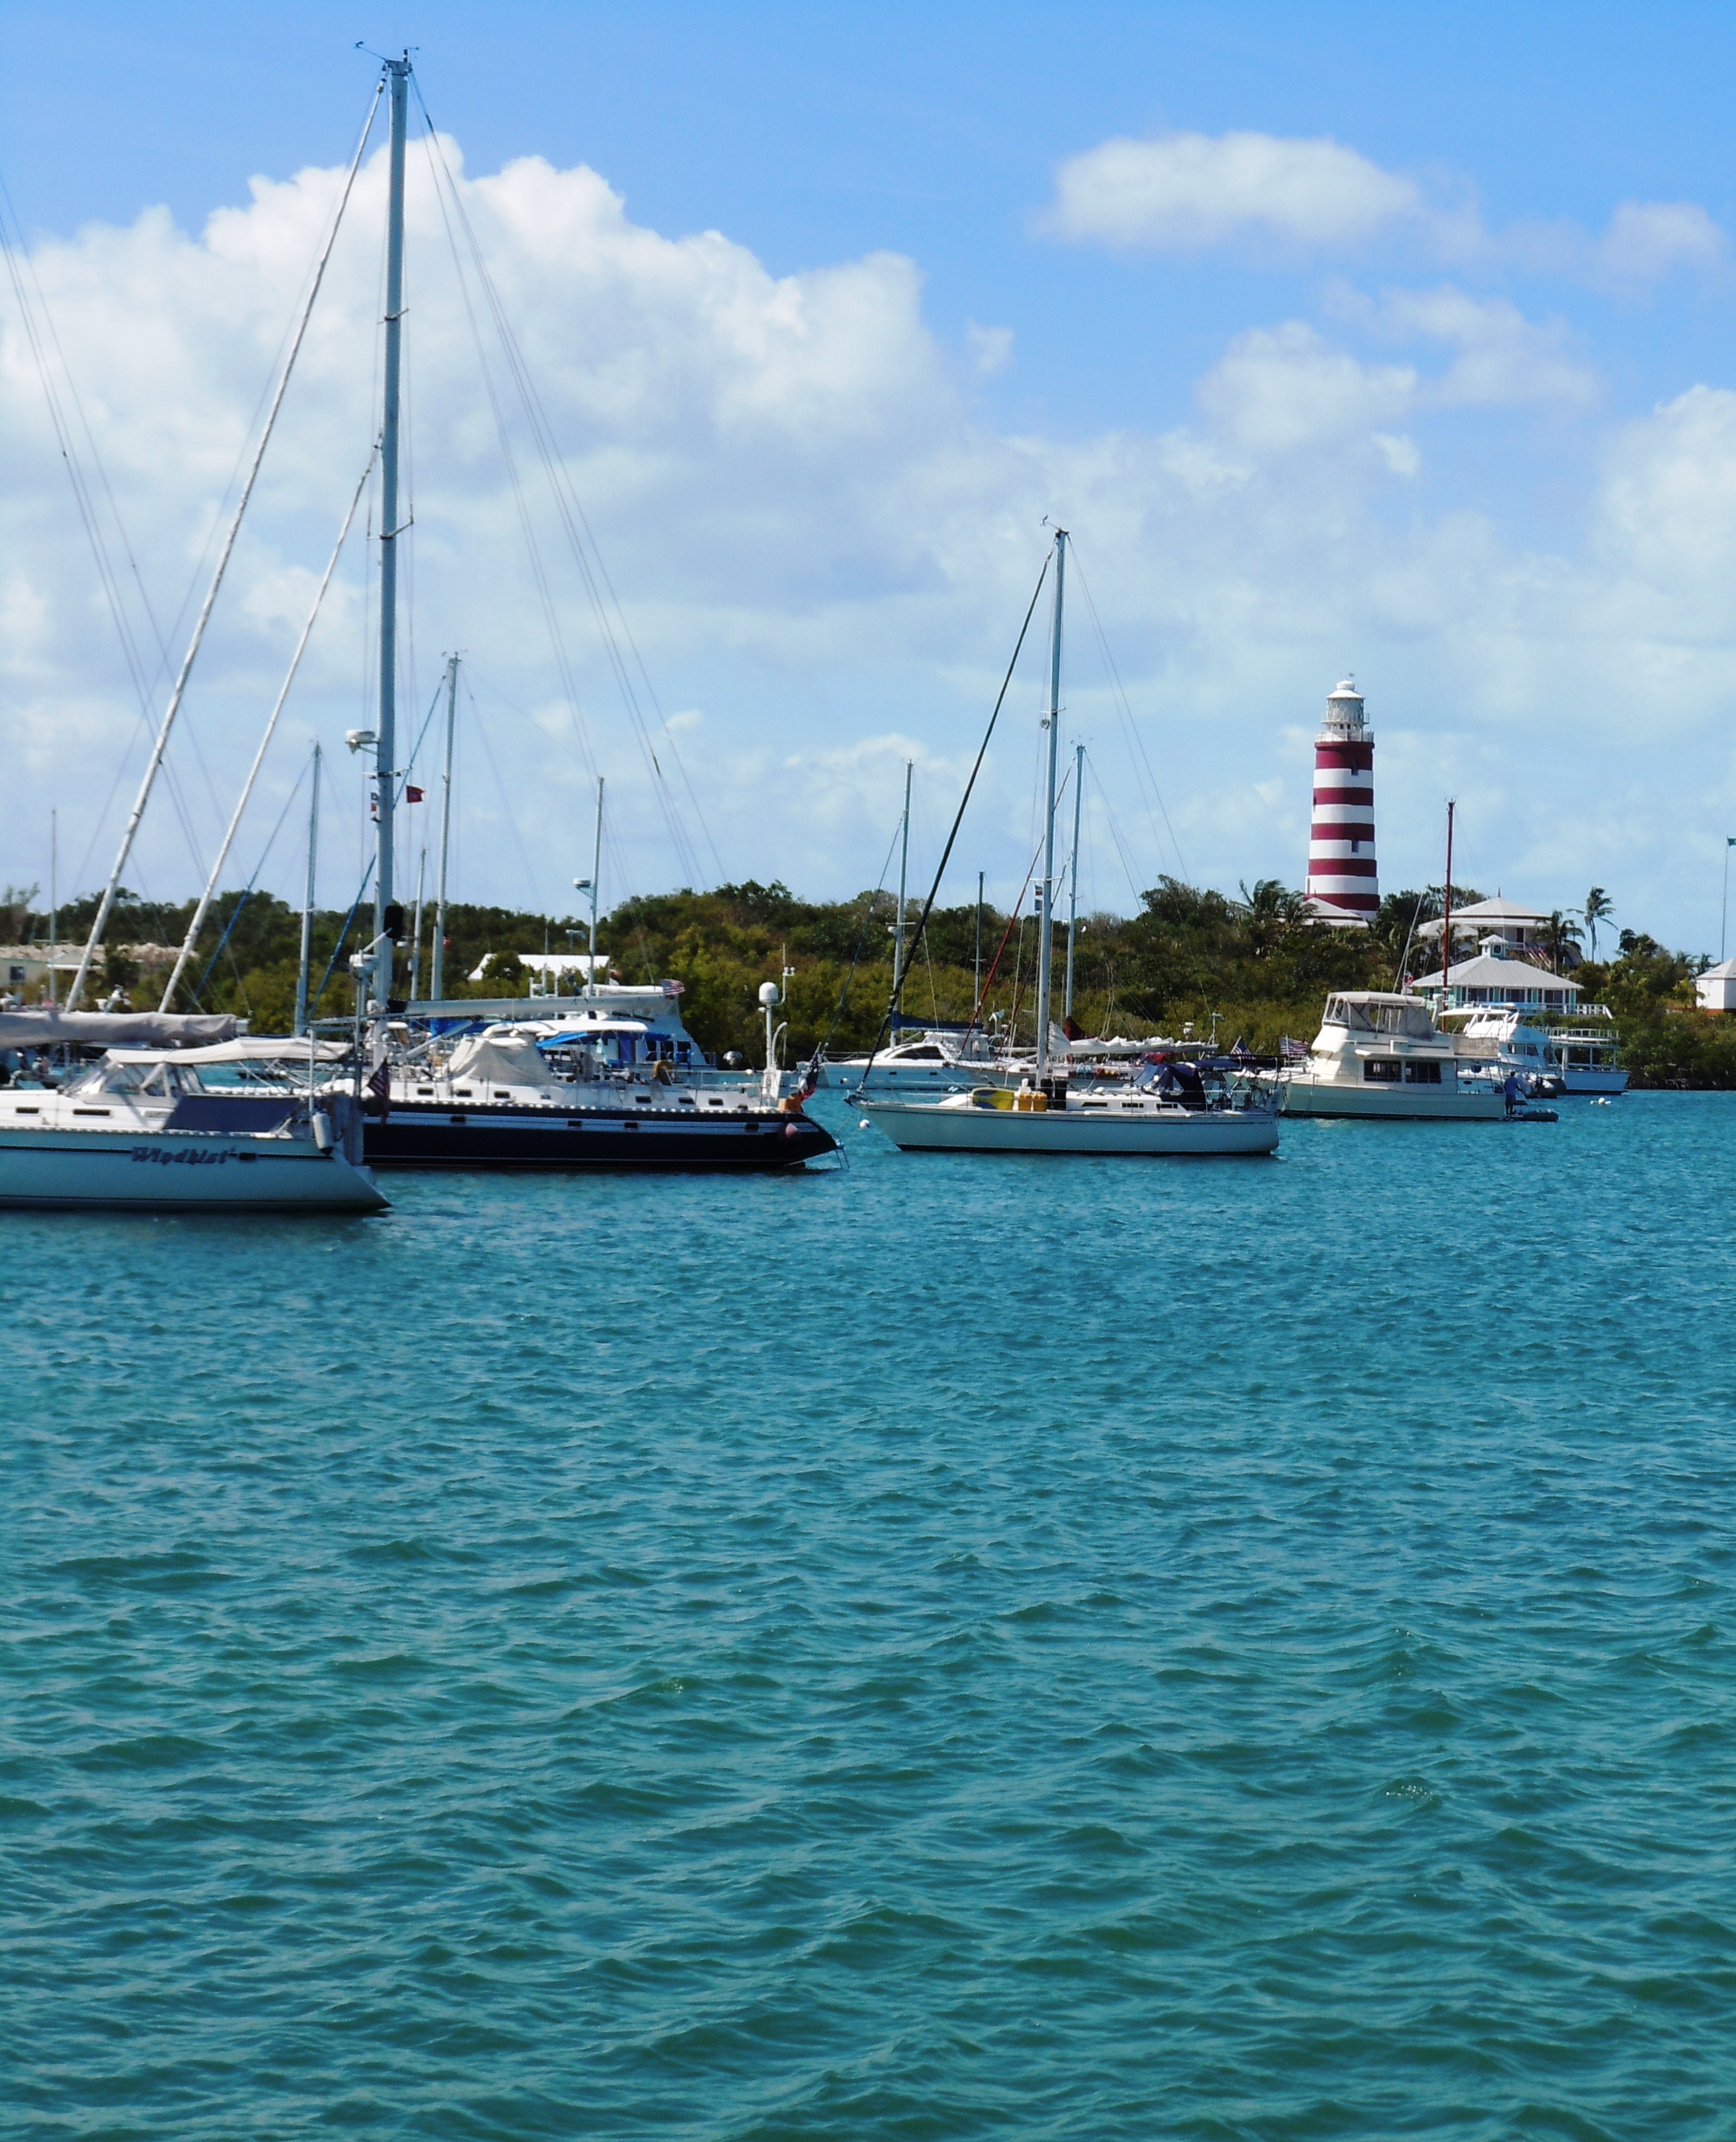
(1305, 678, 1377, 924)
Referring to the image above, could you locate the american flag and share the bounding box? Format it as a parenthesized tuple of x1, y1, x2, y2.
(1280, 1036, 1308, 1062)
(367, 1060, 391, 1117)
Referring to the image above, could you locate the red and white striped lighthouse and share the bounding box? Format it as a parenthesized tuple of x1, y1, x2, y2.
(1305, 678, 1377, 920)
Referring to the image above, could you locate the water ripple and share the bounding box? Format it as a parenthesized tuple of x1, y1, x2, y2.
(5, 1095, 1736, 2135)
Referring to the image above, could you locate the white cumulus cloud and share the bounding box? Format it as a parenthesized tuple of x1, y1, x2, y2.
(1043, 130, 1425, 255)
(1, 131, 1734, 946)
(1044, 128, 1727, 292)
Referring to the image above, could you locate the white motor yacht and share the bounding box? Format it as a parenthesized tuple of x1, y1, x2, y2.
(812, 1032, 1000, 1095)
(1439, 1006, 1626, 1097)
(1548, 1022, 1627, 1095)
(0, 1043, 386, 1211)
(1280, 991, 1505, 1120)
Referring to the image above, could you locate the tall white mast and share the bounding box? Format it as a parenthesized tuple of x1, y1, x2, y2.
(1035, 527, 1066, 1079)
(1064, 740, 1084, 1020)
(408, 844, 427, 1000)
(294, 743, 322, 1037)
(429, 652, 458, 1001)
(587, 778, 603, 995)
(893, 759, 912, 1031)
(372, 54, 410, 1012)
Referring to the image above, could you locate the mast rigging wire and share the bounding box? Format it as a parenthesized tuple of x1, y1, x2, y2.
(850, 551, 1051, 1085)
(1068, 544, 1191, 887)
(185, 757, 310, 1011)
(308, 859, 378, 1024)
(810, 816, 908, 1064)
(0, 172, 218, 884)
(414, 132, 602, 792)
(68, 75, 385, 1009)
(961, 769, 1073, 1047)
(463, 677, 545, 910)
(160, 448, 378, 1009)
(412, 85, 720, 885)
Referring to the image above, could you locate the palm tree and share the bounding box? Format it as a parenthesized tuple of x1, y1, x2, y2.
(1542, 910, 1584, 973)
(1238, 879, 1305, 958)
(1583, 887, 1614, 959)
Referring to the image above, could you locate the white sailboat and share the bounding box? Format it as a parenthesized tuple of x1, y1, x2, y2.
(857, 527, 1281, 1159)
(0, 1043, 385, 1211)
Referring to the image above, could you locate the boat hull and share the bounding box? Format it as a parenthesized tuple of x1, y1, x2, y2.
(817, 1062, 980, 1094)
(364, 1100, 837, 1171)
(1556, 1067, 1628, 1096)
(1280, 1078, 1504, 1121)
(859, 1098, 1280, 1155)
(0, 1126, 388, 1210)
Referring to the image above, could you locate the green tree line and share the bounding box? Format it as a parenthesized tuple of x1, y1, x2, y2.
(11, 878, 1736, 1083)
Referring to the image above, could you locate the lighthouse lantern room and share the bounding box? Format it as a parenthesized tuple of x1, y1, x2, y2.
(1305, 678, 1377, 922)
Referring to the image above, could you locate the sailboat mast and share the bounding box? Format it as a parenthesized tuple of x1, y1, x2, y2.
(1441, 798, 1455, 1000)
(409, 845, 427, 1000)
(1036, 527, 1066, 1079)
(588, 777, 603, 997)
(975, 869, 983, 1018)
(429, 652, 458, 1001)
(294, 742, 322, 1036)
(373, 54, 410, 1010)
(1065, 741, 1084, 1020)
(48, 809, 57, 1009)
(893, 760, 912, 1032)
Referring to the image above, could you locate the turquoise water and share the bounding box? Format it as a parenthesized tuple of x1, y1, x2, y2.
(7, 1094, 1736, 2138)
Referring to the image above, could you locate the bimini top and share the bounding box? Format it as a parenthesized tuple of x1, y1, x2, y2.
(1321, 991, 1439, 1038)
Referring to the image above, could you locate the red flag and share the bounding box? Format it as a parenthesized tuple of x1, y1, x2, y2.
(405, 785, 424, 803)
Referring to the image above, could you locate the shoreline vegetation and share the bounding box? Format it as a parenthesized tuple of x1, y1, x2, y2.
(7, 879, 1735, 1089)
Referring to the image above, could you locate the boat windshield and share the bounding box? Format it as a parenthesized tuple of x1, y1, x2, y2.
(69, 1059, 202, 1097)
(1325, 996, 1435, 1038)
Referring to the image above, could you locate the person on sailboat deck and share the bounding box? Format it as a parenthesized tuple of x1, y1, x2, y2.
(1147, 1059, 1209, 1107)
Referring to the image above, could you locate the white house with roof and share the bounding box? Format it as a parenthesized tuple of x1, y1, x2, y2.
(1409, 944, 1581, 1014)
(1695, 959, 1736, 1012)
(1413, 898, 1560, 956)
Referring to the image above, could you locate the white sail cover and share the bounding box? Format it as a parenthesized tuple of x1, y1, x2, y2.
(0, 1009, 240, 1048)
(443, 1033, 554, 1088)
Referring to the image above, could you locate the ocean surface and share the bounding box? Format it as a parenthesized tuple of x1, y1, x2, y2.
(7, 1092, 1736, 2139)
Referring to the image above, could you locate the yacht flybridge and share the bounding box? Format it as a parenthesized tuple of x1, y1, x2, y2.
(856, 528, 1280, 1159)
(1279, 992, 1504, 1120)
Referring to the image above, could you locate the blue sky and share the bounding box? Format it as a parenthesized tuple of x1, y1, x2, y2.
(4, 2, 1736, 946)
